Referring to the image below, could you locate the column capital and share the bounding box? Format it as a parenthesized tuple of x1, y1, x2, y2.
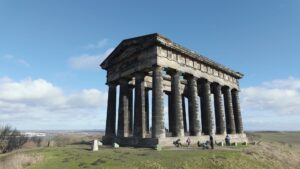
(134, 71, 147, 80)
(198, 78, 211, 84)
(106, 81, 118, 86)
(183, 73, 197, 80)
(152, 65, 163, 70)
(222, 85, 231, 92)
(211, 82, 221, 94)
(166, 68, 181, 76)
(119, 78, 131, 85)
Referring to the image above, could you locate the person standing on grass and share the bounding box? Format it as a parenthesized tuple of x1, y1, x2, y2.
(186, 137, 191, 148)
(209, 135, 214, 149)
(225, 135, 230, 146)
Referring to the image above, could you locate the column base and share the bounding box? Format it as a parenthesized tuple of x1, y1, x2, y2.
(106, 133, 248, 148)
(102, 135, 116, 145)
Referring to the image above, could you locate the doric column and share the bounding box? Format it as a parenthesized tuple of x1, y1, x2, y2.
(167, 92, 173, 133)
(134, 72, 146, 138)
(187, 75, 201, 136)
(145, 89, 150, 133)
(117, 78, 130, 137)
(105, 83, 117, 137)
(152, 66, 165, 138)
(169, 70, 184, 137)
(182, 95, 187, 133)
(223, 86, 236, 134)
(128, 86, 133, 135)
(200, 79, 214, 135)
(212, 83, 226, 135)
(232, 89, 243, 133)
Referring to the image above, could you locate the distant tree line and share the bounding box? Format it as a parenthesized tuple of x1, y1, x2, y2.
(0, 125, 28, 153)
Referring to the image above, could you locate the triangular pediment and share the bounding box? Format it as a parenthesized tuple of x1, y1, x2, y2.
(100, 33, 159, 69)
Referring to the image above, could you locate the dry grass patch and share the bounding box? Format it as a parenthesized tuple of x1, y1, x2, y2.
(244, 142, 300, 169)
(0, 153, 42, 169)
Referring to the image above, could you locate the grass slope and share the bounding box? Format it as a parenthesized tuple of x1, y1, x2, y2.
(28, 145, 273, 169)
(1, 132, 299, 169)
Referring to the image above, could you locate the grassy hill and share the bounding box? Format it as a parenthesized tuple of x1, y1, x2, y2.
(1, 132, 300, 169)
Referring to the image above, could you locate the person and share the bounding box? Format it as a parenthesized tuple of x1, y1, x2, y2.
(225, 134, 230, 146)
(173, 139, 182, 147)
(197, 141, 201, 147)
(186, 137, 191, 147)
(209, 135, 214, 149)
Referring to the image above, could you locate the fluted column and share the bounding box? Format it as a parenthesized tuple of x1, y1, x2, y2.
(212, 83, 226, 135)
(232, 89, 243, 133)
(105, 83, 117, 137)
(167, 92, 173, 133)
(128, 86, 133, 135)
(169, 70, 184, 137)
(200, 79, 214, 135)
(145, 89, 150, 133)
(182, 95, 187, 133)
(187, 75, 201, 136)
(117, 78, 130, 137)
(152, 66, 165, 138)
(134, 72, 146, 138)
(223, 86, 236, 134)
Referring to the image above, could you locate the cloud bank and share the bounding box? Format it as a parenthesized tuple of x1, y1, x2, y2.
(0, 76, 299, 131)
(241, 77, 300, 131)
(0, 77, 107, 130)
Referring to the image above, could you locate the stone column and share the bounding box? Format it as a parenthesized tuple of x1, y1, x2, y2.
(187, 75, 201, 136)
(145, 89, 150, 133)
(167, 92, 173, 133)
(105, 83, 117, 137)
(232, 89, 243, 133)
(182, 95, 187, 133)
(134, 72, 146, 138)
(169, 70, 184, 137)
(117, 78, 130, 137)
(200, 79, 214, 135)
(223, 86, 236, 134)
(212, 83, 226, 135)
(128, 86, 133, 135)
(152, 66, 165, 138)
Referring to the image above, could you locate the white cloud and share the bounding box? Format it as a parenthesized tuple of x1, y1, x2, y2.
(1, 54, 31, 67)
(2, 54, 14, 60)
(84, 39, 108, 49)
(241, 76, 300, 115)
(241, 76, 300, 130)
(68, 48, 114, 70)
(17, 59, 31, 67)
(0, 77, 108, 130)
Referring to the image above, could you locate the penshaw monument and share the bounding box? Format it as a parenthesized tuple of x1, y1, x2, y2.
(100, 33, 247, 147)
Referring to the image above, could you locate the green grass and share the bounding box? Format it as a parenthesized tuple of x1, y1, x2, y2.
(2, 132, 300, 169)
(27, 144, 274, 169)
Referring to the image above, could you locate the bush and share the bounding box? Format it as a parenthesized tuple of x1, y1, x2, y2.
(0, 153, 42, 169)
(0, 126, 28, 153)
(30, 137, 43, 147)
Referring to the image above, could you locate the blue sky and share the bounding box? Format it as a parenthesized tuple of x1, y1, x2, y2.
(0, 0, 300, 130)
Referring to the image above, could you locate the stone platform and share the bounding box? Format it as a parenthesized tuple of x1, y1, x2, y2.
(103, 133, 248, 148)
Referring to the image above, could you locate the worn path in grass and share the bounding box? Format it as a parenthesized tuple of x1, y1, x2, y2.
(27, 144, 277, 169)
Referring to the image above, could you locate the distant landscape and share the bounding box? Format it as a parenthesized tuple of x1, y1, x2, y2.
(1, 131, 299, 169)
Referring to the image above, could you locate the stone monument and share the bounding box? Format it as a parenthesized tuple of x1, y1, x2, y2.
(100, 33, 247, 147)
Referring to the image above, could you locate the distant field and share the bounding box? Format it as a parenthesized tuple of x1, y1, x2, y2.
(1, 131, 299, 169)
(246, 131, 300, 153)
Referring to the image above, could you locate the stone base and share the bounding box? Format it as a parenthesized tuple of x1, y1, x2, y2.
(102, 133, 248, 148)
(102, 135, 116, 145)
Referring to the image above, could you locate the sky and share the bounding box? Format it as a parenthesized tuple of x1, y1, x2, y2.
(0, 0, 300, 131)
